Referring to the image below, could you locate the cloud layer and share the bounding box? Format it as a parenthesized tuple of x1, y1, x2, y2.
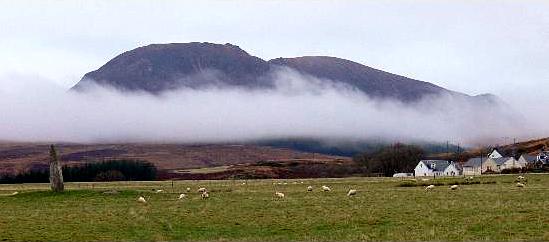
(1, 69, 546, 146)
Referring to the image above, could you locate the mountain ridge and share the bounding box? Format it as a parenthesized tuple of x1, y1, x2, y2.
(72, 42, 495, 103)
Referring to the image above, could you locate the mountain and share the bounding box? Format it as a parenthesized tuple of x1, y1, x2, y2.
(72, 42, 494, 102)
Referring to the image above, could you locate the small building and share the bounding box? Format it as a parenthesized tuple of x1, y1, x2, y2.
(414, 160, 461, 177)
(488, 148, 504, 159)
(393, 173, 413, 178)
(537, 151, 549, 165)
(462, 157, 499, 175)
(492, 157, 522, 171)
(518, 154, 537, 165)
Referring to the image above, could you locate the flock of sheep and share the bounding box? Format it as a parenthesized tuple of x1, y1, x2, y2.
(136, 184, 357, 204)
(135, 175, 529, 204)
(423, 175, 528, 191)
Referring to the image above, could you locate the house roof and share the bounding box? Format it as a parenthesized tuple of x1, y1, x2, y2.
(420, 160, 451, 172)
(520, 154, 537, 163)
(463, 157, 486, 167)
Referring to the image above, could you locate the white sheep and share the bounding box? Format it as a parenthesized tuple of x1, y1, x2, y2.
(137, 196, 147, 204)
(186, 187, 191, 192)
(10, 191, 18, 196)
(425, 185, 435, 190)
(450, 185, 459, 190)
(275, 192, 285, 198)
(322, 185, 331, 192)
(155, 189, 164, 193)
(307, 186, 313, 192)
(201, 191, 209, 199)
(347, 189, 357, 196)
(465, 176, 474, 181)
(178, 193, 186, 199)
(516, 182, 525, 188)
(197, 187, 207, 193)
(517, 176, 525, 180)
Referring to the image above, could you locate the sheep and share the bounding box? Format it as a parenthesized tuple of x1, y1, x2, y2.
(10, 191, 18, 196)
(465, 176, 474, 181)
(137, 196, 147, 204)
(197, 187, 207, 193)
(307, 186, 313, 192)
(347, 189, 357, 196)
(322, 185, 331, 192)
(275, 192, 285, 198)
(450, 185, 459, 190)
(201, 191, 209, 199)
(516, 182, 525, 188)
(178, 193, 186, 199)
(155, 189, 164, 193)
(186, 187, 191, 192)
(425, 185, 435, 190)
(517, 176, 526, 181)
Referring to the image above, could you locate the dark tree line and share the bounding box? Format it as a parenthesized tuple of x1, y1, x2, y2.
(0, 160, 157, 184)
(353, 143, 425, 177)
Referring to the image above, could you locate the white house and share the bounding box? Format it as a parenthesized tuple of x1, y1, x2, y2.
(488, 149, 503, 159)
(518, 154, 537, 165)
(414, 160, 461, 177)
(492, 157, 522, 171)
(463, 157, 500, 175)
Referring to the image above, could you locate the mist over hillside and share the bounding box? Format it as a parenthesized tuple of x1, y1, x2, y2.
(1, 64, 543, 146)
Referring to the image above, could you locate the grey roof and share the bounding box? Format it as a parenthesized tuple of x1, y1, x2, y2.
(493, 157, 513, 165)
(463, 157, 486, 167)
(520, 154, 537, 163)
(420, 160, 451, 172)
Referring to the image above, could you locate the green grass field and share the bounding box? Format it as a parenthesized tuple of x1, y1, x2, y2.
(1, 174, 548, 241)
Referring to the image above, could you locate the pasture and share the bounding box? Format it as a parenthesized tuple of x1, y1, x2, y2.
(0, 174, 548, 241)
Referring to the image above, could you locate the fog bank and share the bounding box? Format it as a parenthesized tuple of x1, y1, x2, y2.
(0, 69, 547, 146)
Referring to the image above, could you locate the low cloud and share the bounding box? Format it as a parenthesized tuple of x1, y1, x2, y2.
(0, 68, 547, 146)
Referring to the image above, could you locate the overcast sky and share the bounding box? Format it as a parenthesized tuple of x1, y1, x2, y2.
(1, 0, 548, 97)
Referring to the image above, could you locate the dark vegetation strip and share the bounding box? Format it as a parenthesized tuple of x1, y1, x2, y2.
(0, 159, 156, 184)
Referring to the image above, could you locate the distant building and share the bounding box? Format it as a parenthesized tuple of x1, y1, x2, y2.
(488, 149, 504, 159)
(537, 151, 549, 165)
(492, 156, 522, 170)
(518, 154, 537, 165)
(414, 160, 461, 177)
(393, 173, 413, 178)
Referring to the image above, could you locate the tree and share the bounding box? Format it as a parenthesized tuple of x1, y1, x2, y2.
(49, 145, 64, 192)
(354, 143, 425, 177)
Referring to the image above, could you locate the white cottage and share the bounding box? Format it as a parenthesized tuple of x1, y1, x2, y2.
(414, 160, 461, 177)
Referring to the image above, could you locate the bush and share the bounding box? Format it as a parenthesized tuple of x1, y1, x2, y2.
(0, 159, 157, 183)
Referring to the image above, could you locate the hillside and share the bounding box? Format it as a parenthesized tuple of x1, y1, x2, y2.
(71, 42, 496, 103)
(0, 142, 349, 175)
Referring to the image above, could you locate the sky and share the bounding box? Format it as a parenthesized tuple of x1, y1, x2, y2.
(0, 0, 548, 145)
(1, 0, 548, 96)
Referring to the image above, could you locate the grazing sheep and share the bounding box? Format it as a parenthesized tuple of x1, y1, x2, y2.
(425, 185, 435, 190)
(517, 176, 525, 180)
(137, 196, 147, 204)
(201, 191, 209, 199)
(197, 187, 207, 193)
(186, 187, 191, 192)
(322, 185, 331, 192)
(275, 192, 285, 198)
(178, 194, 186, 199)
(465, 176, 474, 181)
(516, 182, 525, 188)
(450, 185, 459, 190)
(155, 189, 164, 193)
(347, 189, 357, 196)
(307, 186, 313, 192)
